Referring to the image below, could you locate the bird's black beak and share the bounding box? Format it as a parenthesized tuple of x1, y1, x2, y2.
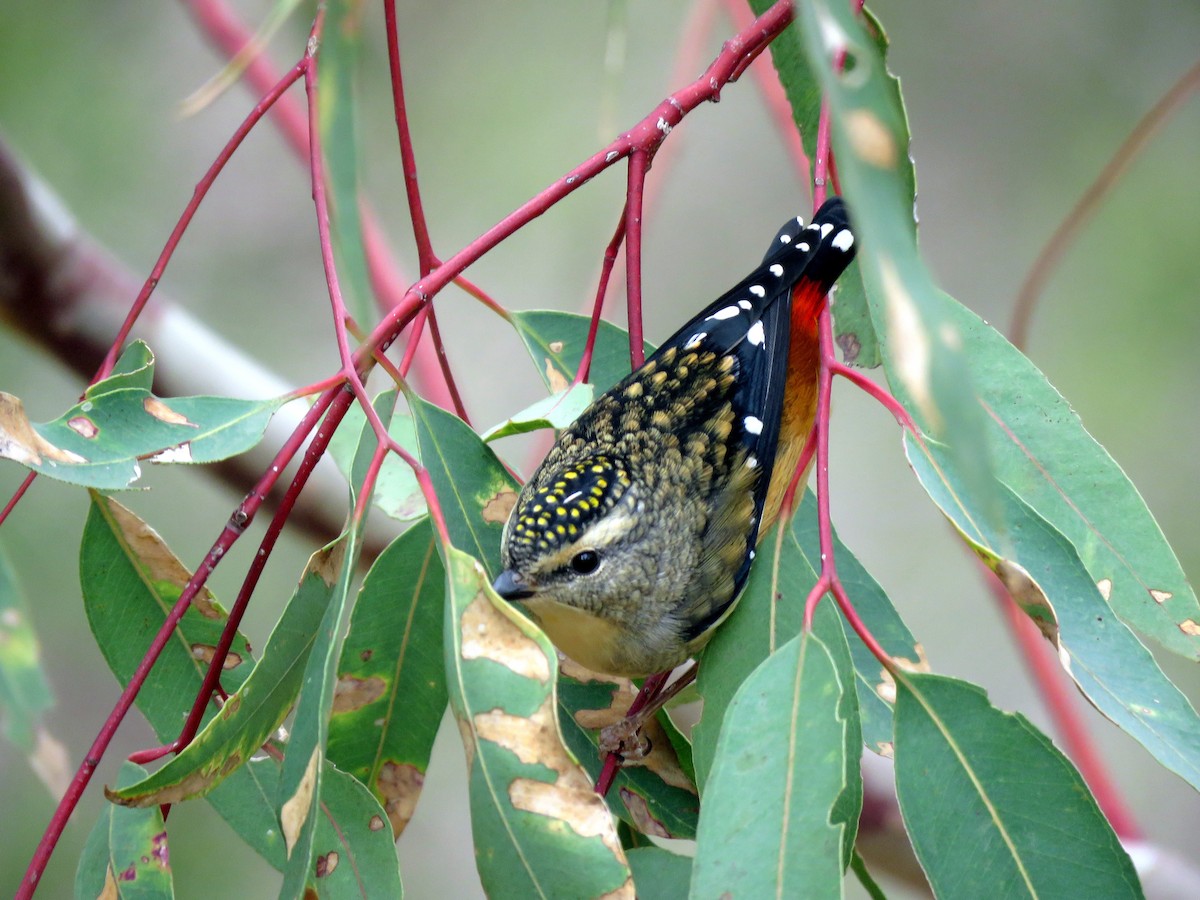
(492, 569, 535, 601)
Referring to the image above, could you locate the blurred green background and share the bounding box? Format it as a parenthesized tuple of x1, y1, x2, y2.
(1, 1, 1197, 896)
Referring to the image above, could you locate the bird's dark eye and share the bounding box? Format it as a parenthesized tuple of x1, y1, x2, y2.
(570, 550, 601, 574)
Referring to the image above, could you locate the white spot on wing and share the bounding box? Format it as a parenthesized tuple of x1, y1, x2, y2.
(832, 228, 855, 252)
(779, 234, 792, 244)
(820, 223, 834, 238)
(707, 306, 740, 321)
(749, 285, 766, 298)
(769, 264, 783, 277)
(684, 332, 707, 349)
(738, 299, 753, 310)
(797, 242, 810, 252)
(744, 415, 763, 435)
(747, 321, 765, 347)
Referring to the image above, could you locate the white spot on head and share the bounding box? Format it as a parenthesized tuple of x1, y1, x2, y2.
(747, 321, 766, 347)
(769, 264, 783, 277)
(744, 415, 763, 435)
(738, 299, 753, 310)
(820, 222, 834, 238)
(749, 285, 766, 298)
(707, 306, 740, 321)
(779, 234, 792, 244)
(746, 454, 758, 469)
(684, 332, 707, 349)
(797, 242, 811, 252)
(832, 228, 855, 252)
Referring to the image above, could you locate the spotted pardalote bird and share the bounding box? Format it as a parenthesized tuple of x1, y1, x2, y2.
(493, 197, 856, 677)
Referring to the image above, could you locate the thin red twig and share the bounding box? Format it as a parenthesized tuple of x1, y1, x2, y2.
(624, 151, 650, 369)
(1010, 58, 1200, 350)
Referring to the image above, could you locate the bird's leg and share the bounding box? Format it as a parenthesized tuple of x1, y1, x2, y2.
(598, 661, 699, 762)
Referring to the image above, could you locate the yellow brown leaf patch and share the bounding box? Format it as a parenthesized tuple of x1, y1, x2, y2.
(100, 495, 222, 618)
(476, 695, 622, 855)
(332, 675, 387, 713)
(280, 747, 321, 856)
(461, 590, 551, 683)
(376, 761, 424, 837)
(0, 392, 87, 465)
(142, 396, 195, 426)
(482, 489, 518, 525)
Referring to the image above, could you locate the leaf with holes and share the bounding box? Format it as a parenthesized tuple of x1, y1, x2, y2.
(909, 438, 1200, 791)
(305, 760, 404, 899)
(328, 518, 447, 838)
(692, 627, 860, 897)
(276, 528, 365, 899)
(76, 762, 174, 899)
(442, 546, 632, 898)
(894, 673, 1141, 897)
(0, 383, 282, 489)
(511, 310, 655, 396)
(799, 0, 997, 516)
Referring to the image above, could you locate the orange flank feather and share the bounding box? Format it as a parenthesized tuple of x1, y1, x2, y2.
(759, 280, 825, 536)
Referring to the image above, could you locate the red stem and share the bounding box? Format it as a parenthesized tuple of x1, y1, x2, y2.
(624, 151, 649, 370)
(383, 0, 436, 275)
(575, 213, 627, 387)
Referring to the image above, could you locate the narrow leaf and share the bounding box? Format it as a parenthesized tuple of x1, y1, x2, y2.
(277, 530, 363, 900)
(105, 539, 345, 808)
(79, 493, 282, 864)
(894, 673, 1141, 898)
(328, 518, 447, 837)
(442, 546, 632, 898)
(799, 0, 998, 515)
(692, 629, 858, 898)
(317, 0, 372, 324)
(0, 543, 58, 767)
(924, 291, 1197, 660)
